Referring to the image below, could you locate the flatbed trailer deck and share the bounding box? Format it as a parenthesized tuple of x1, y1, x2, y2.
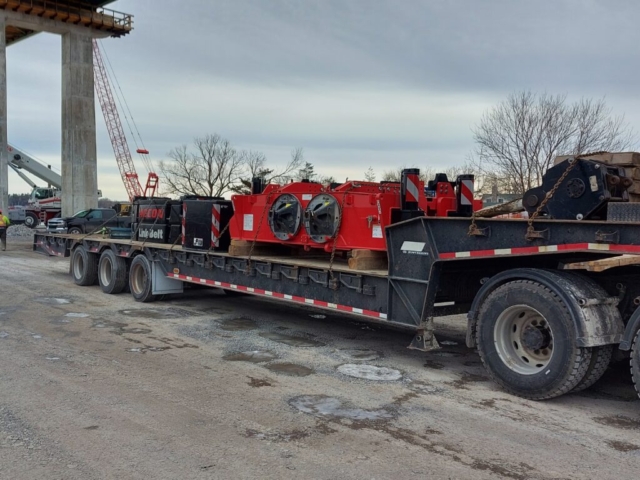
(34, 215, 640, 401)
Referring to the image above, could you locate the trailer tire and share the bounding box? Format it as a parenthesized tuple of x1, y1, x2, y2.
(98, 250, 128, 294)
(129, 255, 156, 303)
(476, 280, 592, 400)
(572, 345, 613, 392)
(71, 246, 98, 286)
(24, 212, 38, 228)
(630, 329, 640, 399)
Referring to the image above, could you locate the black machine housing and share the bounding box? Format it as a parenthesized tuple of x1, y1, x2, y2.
(183, 198, 233, 251)
(523, 158, 631, 220)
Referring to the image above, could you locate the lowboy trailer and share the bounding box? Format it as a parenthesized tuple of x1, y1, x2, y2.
(33, 211, 640, 401)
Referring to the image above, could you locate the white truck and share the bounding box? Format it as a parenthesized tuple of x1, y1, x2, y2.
(8, 145, 102, 228)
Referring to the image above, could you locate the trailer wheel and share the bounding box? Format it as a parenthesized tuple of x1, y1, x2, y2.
(98, 250, 128, 294)
(24, 212, 38, 228)
(572, 345, 613, 392)
(129, 255, 156, 303)
(71, 246, 98, 286)
(476, 280, 592, 400)
(630, 329, 640, 399)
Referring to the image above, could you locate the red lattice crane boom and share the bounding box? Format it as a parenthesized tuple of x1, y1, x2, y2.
(93, 40, 158, 201)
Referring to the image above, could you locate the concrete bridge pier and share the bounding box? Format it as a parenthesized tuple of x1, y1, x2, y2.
(61, 31, 97, 217)
(0, 16, 7, 216)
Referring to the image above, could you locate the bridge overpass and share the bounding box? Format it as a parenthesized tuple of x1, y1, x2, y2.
(0, 0, 133, 216)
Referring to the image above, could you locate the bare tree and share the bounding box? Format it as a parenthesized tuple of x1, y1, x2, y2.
(231, 147, 305, 194)
(473, 92, 635, 194)
(241, 150, 270, 179)
(159, 134, 244, 197)
(318, 175, 336, 184)
(364, 167, 376, 182)
(297, 161, 316, 181)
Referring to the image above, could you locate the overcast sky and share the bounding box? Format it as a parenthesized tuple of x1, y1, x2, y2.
(6, 0, 640, 199)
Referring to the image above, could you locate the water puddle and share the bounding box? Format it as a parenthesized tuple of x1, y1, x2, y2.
(408, 381, 443, 395)
(65, 313, 90, 318)
(607, 440, 640, 452)
(118, 308, 196, 319)
(594, 415, 640, 430)
(440, 340, 458, 346)
(247, 377, 273, 388)
(245, 428, 310, 441)
(144, 346, 171, 352)
(289, 395, 393, 421)
(337, 348, 381, 362)
(337, 364, 402, 381)
(309, 314, 326, 319)
(266, 363, 314, 377)
(259, 332, 325, 347)
(51, 318, 71, 325)
(36, 297, 72, 305)
(430, 350, 464, 358)
(219, 317, 257, 331)
(0, 331, 8, 338)
(223, 350, 277, 363)
(423, 360, 445, 370)
(463, 360, 483, 367)
(446, 372, 488, 390)
(93, 320, 127, 329)
(120, 327, 152, 335)
(45, 356, 60, 361)
(32, 334, 42, 339)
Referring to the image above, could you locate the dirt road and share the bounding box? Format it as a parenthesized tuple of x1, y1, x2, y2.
(1, 239, 639, 479)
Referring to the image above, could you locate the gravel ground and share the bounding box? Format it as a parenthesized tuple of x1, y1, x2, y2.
(1, 238, 640, 479)
(6, 224, 35, 238)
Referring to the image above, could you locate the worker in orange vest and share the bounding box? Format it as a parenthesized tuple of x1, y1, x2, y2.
(0, 209, 10, 251)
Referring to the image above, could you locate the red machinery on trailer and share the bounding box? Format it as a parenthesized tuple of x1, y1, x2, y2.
(229, 170, 482, 253)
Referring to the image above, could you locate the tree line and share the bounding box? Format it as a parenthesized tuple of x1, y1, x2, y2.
(149, 92, 640, 199)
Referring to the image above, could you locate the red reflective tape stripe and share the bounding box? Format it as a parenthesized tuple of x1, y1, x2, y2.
(469, 249, 495, 257)
(167, 272, 385, 319)
(438, 242, 640, 259)
(460, 181, 473, 205)
(511, 246, 540, 255)
(557, 243, 589, 251)
(211, 204, 221, 247)
(181, 203, 187, 246)
(405, 174, 420, 202)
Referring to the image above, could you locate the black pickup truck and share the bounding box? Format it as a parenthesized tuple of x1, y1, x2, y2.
(47, 208, 131, 234)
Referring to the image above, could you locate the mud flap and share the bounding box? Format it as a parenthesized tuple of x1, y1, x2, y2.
(152, 261, 183, 295)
